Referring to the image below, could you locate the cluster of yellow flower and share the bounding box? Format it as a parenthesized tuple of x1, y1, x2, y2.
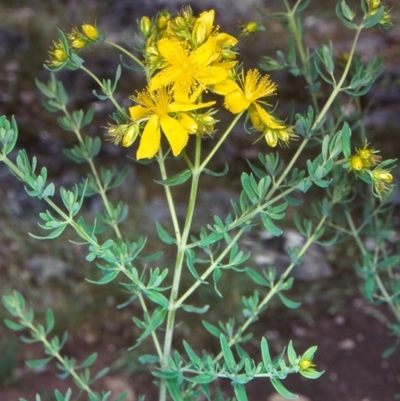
(47, 8, 295, 160)
(47, 24, 99, 68)
(125, 7, 295, 159)
(348, 143, 393, 196)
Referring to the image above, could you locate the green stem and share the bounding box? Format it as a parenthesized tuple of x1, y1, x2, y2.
(282, 0, 319, 113)
(345, 211, 400, 323)
(23, 319, 97, 398)
(105, 40, 145, 68)
(214, 214, 327, 361)
(200, 113, 243, 169)
(265, 24, 363, 201)
(80, 65, 125, 115)
(157, 148, 182, 243)
(61, 106, 123, 239)
(159, 136, 203, 401)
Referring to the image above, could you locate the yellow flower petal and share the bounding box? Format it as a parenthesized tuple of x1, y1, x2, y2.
(215, 32, 238, 47)
(196, 66, 231, 86)
(157, 38, 187, 64)
(177, 113, 198, 134)
(224, 90, 250, 114)
(254, 104, 285, 129)
(129, 105, 151, 120)
(190, 35, 216, 65)
(213, 79, 240, 95)
(160, 114, 188, 156)
(168, 100, 215, 113)
(197, 10, 215, 38)
(149, 66, 182, 92)
(137, 115, 161, 159)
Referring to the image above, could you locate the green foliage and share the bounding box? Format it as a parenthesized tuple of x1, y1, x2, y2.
(0, 1, 398, 400)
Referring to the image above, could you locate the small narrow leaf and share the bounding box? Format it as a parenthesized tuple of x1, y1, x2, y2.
(220, 335, 236, 371)
(261, 337, 272, 366)
(155, 169, 191, 186)
(270, 379, 298, 399)
(234, 384, 249, 401)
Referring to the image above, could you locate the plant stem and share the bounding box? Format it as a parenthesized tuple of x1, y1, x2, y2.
(214, 214, 327, 361)
(80, 65, 126, 115)
(158, 136, 203, 401)
(105, 40, 145, 68)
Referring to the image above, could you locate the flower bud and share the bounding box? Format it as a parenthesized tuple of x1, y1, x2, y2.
(192, 21, 207, 47)
(349, 155, 364, 171)
(265, 129, 278, 147)
(71, 37, 87, 49)
(156, 12, 170, 31)
(53, 49, 67, 62)
(177, 113, 198, 134)
(139, 16, 152, 37)
(82, 24, 99, 41)
(122, 124, 140, 147)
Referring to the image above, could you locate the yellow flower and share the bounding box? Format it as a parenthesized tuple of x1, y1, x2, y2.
(81, 24, 99, 41)
(46, 40, 68, 68)
(348, 142, 381, 172)
(214, 69, 276, 114)
(238, 21, 263, 37)
(149, 36, 236, 102)
(371, 168, 394, 197)
(191, 10, 215, 46)
(129, 87, 215, 159)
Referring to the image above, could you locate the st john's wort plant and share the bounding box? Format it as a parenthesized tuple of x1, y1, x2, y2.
(0, 0, 397, 400)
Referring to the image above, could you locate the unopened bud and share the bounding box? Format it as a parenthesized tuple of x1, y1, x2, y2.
(139, 16, 152, 37)
(82, 24, 99, 41)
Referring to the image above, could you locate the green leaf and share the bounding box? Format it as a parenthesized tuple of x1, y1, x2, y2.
(245, 269, 269, 287)
(166, 379, 184, 401)
(204, 163, 229, 177)
(260, 214, 283, 236)
(185, 374, 214, 384)
(29, 224, 67, 240)
(261, 337, 272, 366)
(270, 379, 298, 399)
(86, 270, 119, 285)
(278, 293, 301, 309)
(362, 6, 384, 28)
(3, 319, 25, 331)
(202, 321, 222, 338)
(155, 222, 176, 245)
(233, 384, 249, 401)
(341, 122, 351, 159)
(287, 341, 297, 365)
(146, 290, 169, 308)
(301, 369, 324, 379)
(79, 353, 97, 368)
(220, 335, 235, 371)
(155, 169, 191, 186)
(182, 304, 209, 314)
(183, 341, 202, 368)
(45, 309, 55, 334)
(136, 307, 167, 345)
(26, 357, 53, 368)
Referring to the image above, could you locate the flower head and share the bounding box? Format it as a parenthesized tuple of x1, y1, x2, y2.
(81, 24, 99, 41)
(238, 21, 264, 37)
(148, 35, 236, 102)
(347, 142, 381, 172)
(370, 167, 394, 197)
(214, 69, 276, 114)
(129, 87, 215, 159)
(46, 40, 68, 68)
